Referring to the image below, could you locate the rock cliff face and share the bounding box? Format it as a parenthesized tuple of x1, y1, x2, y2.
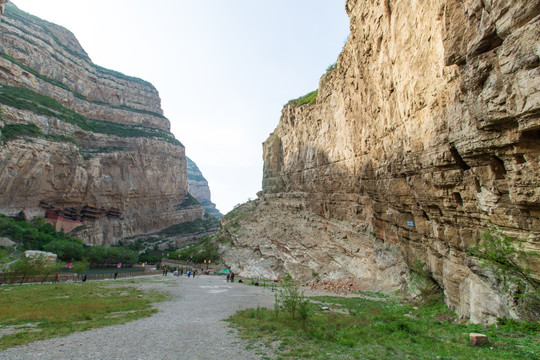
(222, 0, 540, 323)
(186, 157, 222, 219)
(0, 4, 206, 245)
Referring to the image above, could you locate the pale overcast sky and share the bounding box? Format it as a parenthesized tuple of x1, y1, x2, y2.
(12, 0, 349, 214)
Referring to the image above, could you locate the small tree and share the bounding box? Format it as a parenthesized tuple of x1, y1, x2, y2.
(275, 273, 311, 322)
(39, 260, 64, 284)
(71, 259, 90, 281)
(9, 255, 42, 284)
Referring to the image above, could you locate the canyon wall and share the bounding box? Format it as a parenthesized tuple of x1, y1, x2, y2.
(186, 157, 222, 219)
(222, 0, 540, 323)
(0, 4, 206, 245)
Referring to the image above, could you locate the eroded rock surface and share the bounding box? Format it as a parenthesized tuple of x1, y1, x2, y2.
(223, 0, 540, 323)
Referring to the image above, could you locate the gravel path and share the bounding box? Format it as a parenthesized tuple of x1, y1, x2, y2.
(0, 275, 276, 360)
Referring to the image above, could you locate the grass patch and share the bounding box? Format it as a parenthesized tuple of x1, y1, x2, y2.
(0, 123, 77, 145)
(0, 280, 166, 349)
(228, 296, 540, 359)
(287, 90, 318, 107)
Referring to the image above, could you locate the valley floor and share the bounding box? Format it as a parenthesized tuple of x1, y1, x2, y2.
(0, 275, 275, 360)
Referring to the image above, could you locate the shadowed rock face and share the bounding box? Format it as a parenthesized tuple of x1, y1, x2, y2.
(0, 4, 206, 245)
(186, 157, 222, 219)
(223, 0, 540, 323)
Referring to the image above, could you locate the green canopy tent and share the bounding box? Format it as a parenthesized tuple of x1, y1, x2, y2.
(217, 269, 230, 274)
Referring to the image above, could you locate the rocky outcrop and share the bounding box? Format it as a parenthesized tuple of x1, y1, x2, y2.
(0, 1, 6, 16)
(223, 0, 540, 323)
(0, 4, 206, 245)
(186, 157, 222, 219)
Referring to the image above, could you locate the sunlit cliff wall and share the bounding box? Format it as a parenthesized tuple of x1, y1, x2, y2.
(221, 0, 540, 323)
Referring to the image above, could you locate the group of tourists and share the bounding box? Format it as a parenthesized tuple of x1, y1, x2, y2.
(162, 267, 200, 278)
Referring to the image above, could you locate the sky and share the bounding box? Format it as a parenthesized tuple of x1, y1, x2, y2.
(12, 0, 350, 214)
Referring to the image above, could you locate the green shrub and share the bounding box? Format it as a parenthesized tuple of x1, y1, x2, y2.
(70, 259, 90, 276)
(325, 62, 337, 72)
(275, 273, 311, 322)
(409, 260, 442, 303)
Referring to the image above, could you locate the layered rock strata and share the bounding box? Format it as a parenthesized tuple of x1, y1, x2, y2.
(223, 0, 540, 323)
(0, 4, 205, 245)
(186, 157, 222, 218)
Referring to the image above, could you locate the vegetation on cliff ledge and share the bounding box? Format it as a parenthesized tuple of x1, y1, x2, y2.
(0, 85, 182, 146)
(287, 89, 318, 107)
(0, 123, 77, 145)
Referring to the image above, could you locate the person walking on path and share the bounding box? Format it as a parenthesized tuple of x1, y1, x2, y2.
(226, 274, 230, 282)
(52, 273, 59, 284)
(230, 272, 235, 283)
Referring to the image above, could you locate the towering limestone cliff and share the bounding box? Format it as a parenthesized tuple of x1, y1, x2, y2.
(186, 157, 222, 219)
(220, 0, 540, 323)
(0, 4, 208, 245)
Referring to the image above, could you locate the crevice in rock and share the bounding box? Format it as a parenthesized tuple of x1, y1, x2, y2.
(514, 154, 526, 165)
(520, 128, 540, 142)
(449, 145, 471, 170)
(468, 33, 503, 59)
(491, 156, 507, 179)
(474, 178, 482, 193)
(453, 192, 463, 206)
